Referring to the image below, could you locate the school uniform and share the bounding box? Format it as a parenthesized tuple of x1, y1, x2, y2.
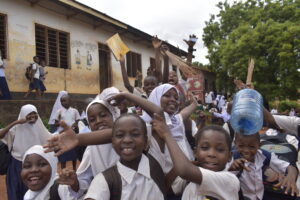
(182, 167, 240, 200)
(0, 57, 11, 100)
(133, 87, 148, 98)
(273, 115, 300, 135)
(1, 105, 51, 200)
(55, 106, 81, 162)
(48, 91, 68, 133)
(29, 62, 41, 90)
(142, 84, 194, 195)
(232, 149, 290, 200)
(84, 154, 165, 200)
(23, 145, 76, 200)
(39, 66, 46, 92)
(68, 88, 121, 199)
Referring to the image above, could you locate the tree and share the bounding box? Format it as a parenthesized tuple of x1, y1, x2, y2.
(203, 0, 300, 100)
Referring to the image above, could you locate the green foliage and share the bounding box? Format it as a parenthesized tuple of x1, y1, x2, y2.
(278, 100, 299, 112)
(203, 0, 300, 100)
(41, 118, 51, 131)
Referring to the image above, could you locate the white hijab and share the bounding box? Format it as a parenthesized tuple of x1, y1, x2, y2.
(8, 104, 51, 161)
(142, 83, 177, 123)
(76, 87, 120, 176)
(48, 91, 68, 125)
(23, 145, 57, 200)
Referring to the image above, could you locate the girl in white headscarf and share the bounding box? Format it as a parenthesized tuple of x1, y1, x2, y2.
(22, 145, 74, 200)
(0, 104, 52, 200)
(48, 91, 68, 133)
(141, 83, 197, 196)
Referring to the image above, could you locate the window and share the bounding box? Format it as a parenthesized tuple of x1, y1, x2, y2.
(98, 43, 111, 92)
(35, 24, 70, 68)
(126, 51, 141, 77)
(0, 14, 7, 59)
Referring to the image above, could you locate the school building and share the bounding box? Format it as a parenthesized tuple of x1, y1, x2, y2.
(0, 0, 188, 98)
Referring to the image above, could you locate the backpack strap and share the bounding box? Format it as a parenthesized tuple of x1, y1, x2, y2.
(49, 180, 61, 200)
(147, 153, 167, 197)
(261, 149, 271, 167)
(103, 165, 122, 200)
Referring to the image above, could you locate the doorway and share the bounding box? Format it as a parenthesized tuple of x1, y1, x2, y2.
(98, 43, 111, 92)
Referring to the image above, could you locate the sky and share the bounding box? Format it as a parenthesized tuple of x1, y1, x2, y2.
(77, 0, 236, 65)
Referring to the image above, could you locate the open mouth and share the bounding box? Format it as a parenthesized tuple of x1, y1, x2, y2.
(121, 147, 135, 156)
(28, 176, 41, 185)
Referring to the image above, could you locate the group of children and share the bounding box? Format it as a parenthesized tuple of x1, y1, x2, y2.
(1, 36, 300, 200)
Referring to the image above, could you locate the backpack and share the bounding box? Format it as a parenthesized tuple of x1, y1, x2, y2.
(49, 180, 61, 200)
(102, 153, 166, 200)
(25, 64, 33, 80)
(0, 141, 11, 175)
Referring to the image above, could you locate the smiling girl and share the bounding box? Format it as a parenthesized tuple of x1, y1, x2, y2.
(0, 104, 52, 200)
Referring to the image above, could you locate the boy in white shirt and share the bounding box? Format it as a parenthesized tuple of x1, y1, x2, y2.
(85, 114, 166, 200)
(230, 132, 298, 200)
(55, 94, 80, 169)
(24, 56, 41, 98)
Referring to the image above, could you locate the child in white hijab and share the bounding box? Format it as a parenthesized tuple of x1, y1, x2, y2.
(0, 104, 52, 200)
(22, 145, 74, 200)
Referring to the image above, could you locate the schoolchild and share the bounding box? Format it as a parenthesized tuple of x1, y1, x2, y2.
(0, 49, 11, 100)
(0, 104, 51, 200)
(85, 114, 166, 200)
(230, 132, 298, 200)
(24, 56, 41, 98)
(152, 116, 240, 200)
(39, 59, 47, 96)
(21, 145, 73, 200)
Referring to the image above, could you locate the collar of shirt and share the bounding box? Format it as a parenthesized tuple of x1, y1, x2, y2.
(117, 154, 151, 184)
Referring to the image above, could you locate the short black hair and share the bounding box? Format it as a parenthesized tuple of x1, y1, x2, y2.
(235, 132, 260, 143)
(112, 114, 147, 136)
(195, 125, 232, 151)
(144, 75, 158, 83)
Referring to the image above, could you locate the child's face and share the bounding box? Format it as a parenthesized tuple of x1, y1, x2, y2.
(235, 134, 260, 162)
(112, 116, 147, 168)
(143, 77, 158, 96)
(196, 130, 231, 171)
(60, 96, 70, 109)
(160, 88, 179, 115)
(87, 103, 113, 131)
(168, 71, 178, 85)
(33, 57, 39, 63)
(26, 112, 38, 124)
(21, 154, 52, 191)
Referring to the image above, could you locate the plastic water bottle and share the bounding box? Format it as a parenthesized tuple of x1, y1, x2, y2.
(230, 89, 263, 135)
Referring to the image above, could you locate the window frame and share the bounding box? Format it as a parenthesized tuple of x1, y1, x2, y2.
(126, 51, 142, 77)
(0, 13, 8, 59)
(35, 23, 70, 69)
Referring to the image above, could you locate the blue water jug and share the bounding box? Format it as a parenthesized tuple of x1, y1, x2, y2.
(230, 89, 263, 135)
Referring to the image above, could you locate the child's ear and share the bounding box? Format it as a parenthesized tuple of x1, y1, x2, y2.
(227, 151, 233, 163)
(144, 136, 150, 152)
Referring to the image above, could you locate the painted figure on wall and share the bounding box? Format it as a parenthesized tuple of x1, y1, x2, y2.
(87, 50, 93, 68)
(75, 49, 81, 69)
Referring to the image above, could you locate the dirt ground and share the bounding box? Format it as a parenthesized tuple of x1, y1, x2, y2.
(0, 161, 78, 200)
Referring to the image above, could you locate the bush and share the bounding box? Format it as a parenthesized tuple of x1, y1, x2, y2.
(270, 100, 300, 113)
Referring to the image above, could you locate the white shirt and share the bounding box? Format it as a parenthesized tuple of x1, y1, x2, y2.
(54, 107, 80, 127)
(232, 149, 290, 200)
(182, 167, 240, 200)
(273, 115, 300, 135)
(32, 63, 40, 79)
(133, 87, 147, 98)
(213, 112, 231, 123)
(84, 154, 165, 200)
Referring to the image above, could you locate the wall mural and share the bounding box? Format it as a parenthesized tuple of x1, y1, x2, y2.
(71, 40, 97, 70)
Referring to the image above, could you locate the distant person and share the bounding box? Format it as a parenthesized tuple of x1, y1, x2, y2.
(39, 59, 47, 96)
(24, 56, 41, 98)
(0, 49, 11, 100)
(54, 94, 80, 170)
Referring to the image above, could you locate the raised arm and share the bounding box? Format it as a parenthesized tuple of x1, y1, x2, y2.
(152, 36, 163, 83)
(179, 95, 198, 121)
(0, 119, 27, 139)
(44, 121, 112, 156)
(108, 92, 164, 118)
(161, 45, 170, 83)
(152, 114, 203, 184)
(119, 55, 134, 93)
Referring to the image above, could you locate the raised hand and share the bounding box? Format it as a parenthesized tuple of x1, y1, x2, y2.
(152, 35, 162, 49)
(17, 118, 28, 124)
(228, 158, 251, 172)
(107, 93, 126, 106)
(151, 113, 169, 140)
(43, 121, 79, 156)
(58, 168, 79, 192)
